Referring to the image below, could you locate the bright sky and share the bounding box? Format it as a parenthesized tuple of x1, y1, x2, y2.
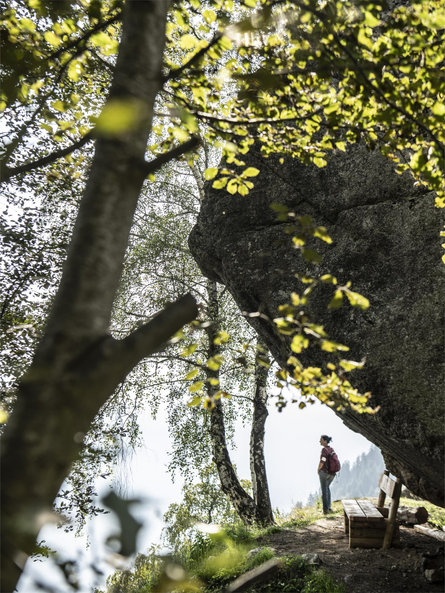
(17, 396, 372, 593)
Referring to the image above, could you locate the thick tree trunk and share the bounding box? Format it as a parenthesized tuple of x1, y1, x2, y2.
(0, 3, 198, 592)
(205, 280, 258, 524)
(250, 343, 274, 526)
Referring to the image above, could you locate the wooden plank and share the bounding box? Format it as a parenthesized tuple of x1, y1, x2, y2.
(357, 499, 384, 519)
(350, 532, 400, 547)
(349, 515, 384, 523)
(378, 473, 402, 500)
(350, 526, 399, 538)
(341, 499, 365, 518)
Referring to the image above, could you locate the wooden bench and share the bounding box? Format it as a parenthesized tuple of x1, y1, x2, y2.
(341, 470, 402, 549)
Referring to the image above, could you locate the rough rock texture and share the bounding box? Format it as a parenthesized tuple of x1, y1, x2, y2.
(189, 144, 444, 506)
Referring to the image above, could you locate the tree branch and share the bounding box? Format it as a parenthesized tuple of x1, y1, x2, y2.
(225, 559, 282, 593)
(46, 12, 122, 63)
(114, 293, 198, 372)
(1, 132, 94, 183)
(2, 134, 200, 184)
(142, 136, 202, 177)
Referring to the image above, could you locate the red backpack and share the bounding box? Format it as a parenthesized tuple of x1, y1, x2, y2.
(328, 450, 341, 474)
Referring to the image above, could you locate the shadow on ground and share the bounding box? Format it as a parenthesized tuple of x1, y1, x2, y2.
(258, 517, 444, 593)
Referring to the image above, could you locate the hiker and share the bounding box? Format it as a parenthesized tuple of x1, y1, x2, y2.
(318, 434, 336, 515)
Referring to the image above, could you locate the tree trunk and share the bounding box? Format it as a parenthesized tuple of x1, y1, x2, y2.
(250, 342, 275, 526)
(205, 279, 258, 524)
(0, 3, 198, 592)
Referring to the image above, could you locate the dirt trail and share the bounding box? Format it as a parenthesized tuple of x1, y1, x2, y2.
(258, 517, 444, 593)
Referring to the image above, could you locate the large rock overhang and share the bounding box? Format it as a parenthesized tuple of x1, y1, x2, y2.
(189, 143, 444, 506)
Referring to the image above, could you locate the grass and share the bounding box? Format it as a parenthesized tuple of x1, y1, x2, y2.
(197, 553, 345, 593)
(104, 497, 444, 593)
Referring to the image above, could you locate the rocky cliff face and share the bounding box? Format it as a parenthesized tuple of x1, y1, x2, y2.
(189, 145, 444, 506)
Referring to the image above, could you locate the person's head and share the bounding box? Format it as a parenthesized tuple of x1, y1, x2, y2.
(320, 435, 332, 446)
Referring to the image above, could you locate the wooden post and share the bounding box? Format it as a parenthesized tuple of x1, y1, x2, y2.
(382, 477, 402, 549)
(377, 469, 389, 509)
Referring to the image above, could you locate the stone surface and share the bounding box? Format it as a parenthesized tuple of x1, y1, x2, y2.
(189, 144, 444, 506)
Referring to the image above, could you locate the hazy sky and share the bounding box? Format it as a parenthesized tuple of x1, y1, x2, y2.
(17, 397, 372, 593)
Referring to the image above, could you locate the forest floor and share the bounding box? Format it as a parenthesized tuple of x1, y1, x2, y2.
(257, 515, 444, 593)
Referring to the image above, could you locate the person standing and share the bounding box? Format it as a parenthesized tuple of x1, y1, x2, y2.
(318, 434, 335, 514)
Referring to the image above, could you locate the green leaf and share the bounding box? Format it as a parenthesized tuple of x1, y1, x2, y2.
(0, 407, 8, 423)
(177, 107, 198, 132)
(203, 8, 216, 23)
(357, 27, 373, 50)
(96, 99, 142, 136)
(187, 396, 203, 407)
(226, 178, 238, 194)
(179, 34, 197, 50)
(344, 289, 370, 310)
(431, 102, 445, 116)
(324, 102, 339, 115)
(302, 248, 322, 264)
(363, 11, 381, 27)
(313, 226, 332, 244)
(291, 334, 309, 353)
(52, 100, 65, 112)
(313, 156, 327, 168)
(339, 359, 365, 372)
(207, 356, 223, 371)
(181, 343, 198, 356)
(214, 331, 229, 344)
(321, 340, 349, 352)
(242, 167, 260, 177)
(291, 292, 300, 305)
(212, 177, 228, 189)
(204, 167, 218, 180)
(270, 203, 289, 214)
(328, 290, 343, 309)
(189, 381, 204, 392)
(44, 30, 62, 47)
(185, 369, 199, 380)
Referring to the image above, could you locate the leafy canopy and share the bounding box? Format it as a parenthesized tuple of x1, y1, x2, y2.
(2, 0, 443, 416)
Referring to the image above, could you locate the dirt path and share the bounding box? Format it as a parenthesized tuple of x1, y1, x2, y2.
(257, 517, 444, 593)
